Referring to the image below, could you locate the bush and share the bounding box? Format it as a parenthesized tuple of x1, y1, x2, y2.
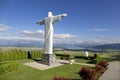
(0, 49, 42, 61)
(79, 67, 97, 80)
(94, 54, 98, 58)
(68, 54, 74, 60)
(0, 62, 19, 75)
(54, 76, 71, 80)
(94, 61, 109, 78)
(90, 57, 104, 64)
(0, 49, 28, 61)
(79, 61, 109, 80)
(95, 64, 104, 75)
(54, 76, 66, 80)
(56, 53, 69, 58)
(28, 51, 42, 59)
(98, 61, 109, 69)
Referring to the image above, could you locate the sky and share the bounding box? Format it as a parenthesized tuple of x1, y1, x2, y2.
(0, 0, 120, 46)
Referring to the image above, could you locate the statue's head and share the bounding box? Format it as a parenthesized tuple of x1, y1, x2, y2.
(48, 12, 52, 17)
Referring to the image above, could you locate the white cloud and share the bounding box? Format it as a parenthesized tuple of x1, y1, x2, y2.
(0, 36, 43, 42)
(36, 30, 44, 34)
(22, 30, 44, 35)
(21, 30, 44, 38)
(21, 29, 77, 39)
(92, 28, 111, 32)
(0, 24, 11, 32)
(22, 30, 33, 34)
(54, 34, 77, 39)
(97, 36, 110, 39)
(95, 36, 120, 44)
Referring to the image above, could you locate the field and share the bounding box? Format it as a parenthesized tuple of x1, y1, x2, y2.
(0, 47, 120, 80)
(0, 59, 82, 80)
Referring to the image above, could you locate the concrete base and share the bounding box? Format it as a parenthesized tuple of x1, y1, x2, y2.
(40, 54, 57, 65)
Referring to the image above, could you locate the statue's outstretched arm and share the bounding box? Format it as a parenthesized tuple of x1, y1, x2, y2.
(37, 19, 45, 25)
(53, 13, 67, 24)
(61, 13, 67, 17)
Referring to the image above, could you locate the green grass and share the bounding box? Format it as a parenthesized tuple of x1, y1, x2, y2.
(0, 61, 83, 80)
(75, 58, 91, 63)
(98, 52, 120, 61)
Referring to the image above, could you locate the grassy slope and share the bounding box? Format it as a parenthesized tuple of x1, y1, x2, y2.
(0, 62, 82, 80)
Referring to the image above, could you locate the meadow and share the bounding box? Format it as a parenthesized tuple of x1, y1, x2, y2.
(0, 59, 82, 80)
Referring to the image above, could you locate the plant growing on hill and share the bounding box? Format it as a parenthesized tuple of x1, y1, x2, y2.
(68, 54, 74, 60)
(98, 61, 109, 69)
(79, 67, 97, 80)
(54, 76, 72, 80)
(0, 62, 19, 75)
(54, 76, 67, 80)
(95, 64, 104, 75)
(90, 56, 104, 64)
(94, 54, 98, 58)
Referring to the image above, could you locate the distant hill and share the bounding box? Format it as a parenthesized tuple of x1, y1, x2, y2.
(91, 43, 120, 50)
(0, 40, 120, 51)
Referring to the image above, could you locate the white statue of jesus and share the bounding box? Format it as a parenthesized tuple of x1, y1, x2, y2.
(37, 12, 67, 54)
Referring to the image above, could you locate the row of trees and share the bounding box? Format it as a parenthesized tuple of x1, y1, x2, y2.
(0, 49, 42, 61)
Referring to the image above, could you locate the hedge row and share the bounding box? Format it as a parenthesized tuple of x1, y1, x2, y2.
(0, 49, 42, 61)
(28, 51, 42, 59)
(0, 62, 19, 75)
(0, 49, 28, 61)
(55, 53, 69, 57)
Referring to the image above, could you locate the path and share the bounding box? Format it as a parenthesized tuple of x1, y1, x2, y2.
(99, 61, 120, 80)
(74, 62, 95, 67)
(23, 59, 95, 70)
(23, 59, 69, 70)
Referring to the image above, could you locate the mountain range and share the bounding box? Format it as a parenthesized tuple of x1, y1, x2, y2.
(0, 40, 120, 50)
(91, 43, 120, 50)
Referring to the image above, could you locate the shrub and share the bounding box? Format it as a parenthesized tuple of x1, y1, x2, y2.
(56, 54, 69, 58)
(0, 51, 5, 61)
(98, 61, 109, 69)
(94, 54, 98, 58)
(60, 57, 64, 60)
(68, 54, 74, 60)
(90, 57, 104, 64)
(79, 67, 97, 80)
(0, 49, 41, 61)
(54, 76, 65, 80)
(94, 61, 109, 78)
(28, 51, 42, 59)
(88, 56, 95, 60)
(0, 62, 19, 75)
(95, 64, 104, 75)
(54, 76, 71, 80)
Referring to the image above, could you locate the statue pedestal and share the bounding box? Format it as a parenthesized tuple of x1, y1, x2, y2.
(40, 54, 57, 65)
